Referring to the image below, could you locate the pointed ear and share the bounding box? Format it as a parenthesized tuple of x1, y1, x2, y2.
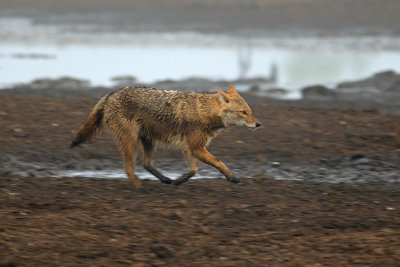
(227, 84, 239, 96)
(217, 87, 230, 103)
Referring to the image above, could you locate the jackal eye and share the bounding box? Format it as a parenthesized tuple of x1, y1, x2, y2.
(240, 110, 247, 115)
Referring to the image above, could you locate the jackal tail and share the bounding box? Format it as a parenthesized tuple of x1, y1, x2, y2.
(70, 95, 108, 148)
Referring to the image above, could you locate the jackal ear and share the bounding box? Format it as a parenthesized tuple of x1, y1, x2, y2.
(227, 84, 239, 96)
(217, 87, 230, 103)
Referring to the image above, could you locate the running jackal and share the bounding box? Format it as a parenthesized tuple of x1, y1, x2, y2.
(70, 85, 261, 188)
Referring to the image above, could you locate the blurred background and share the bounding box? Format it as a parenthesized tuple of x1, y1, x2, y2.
(1, 0, 400, 100)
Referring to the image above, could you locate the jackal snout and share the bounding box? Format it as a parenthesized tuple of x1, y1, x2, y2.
(245, 116, 261, 129)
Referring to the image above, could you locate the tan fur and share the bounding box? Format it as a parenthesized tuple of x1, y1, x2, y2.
(70, 85, 260, 188)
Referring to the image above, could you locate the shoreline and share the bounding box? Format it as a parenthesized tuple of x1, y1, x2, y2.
(0, 93, 399, 184)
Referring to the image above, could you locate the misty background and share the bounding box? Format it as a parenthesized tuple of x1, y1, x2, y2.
(1, 0, 400, 100)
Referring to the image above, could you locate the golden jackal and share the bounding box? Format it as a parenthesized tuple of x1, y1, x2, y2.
(70, 85, 261, 188)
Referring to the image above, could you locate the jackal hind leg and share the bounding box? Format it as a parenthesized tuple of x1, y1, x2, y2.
(192, 147, 240, 183)
(115, 129, 141, 189)
(173, 150, 198, 186)
(141, 137, 172, 184)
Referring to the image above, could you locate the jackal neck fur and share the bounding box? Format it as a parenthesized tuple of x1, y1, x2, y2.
(103, 87, 225, 148)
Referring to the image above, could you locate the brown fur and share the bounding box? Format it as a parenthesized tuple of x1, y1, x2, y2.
(70, 85, 260, 188)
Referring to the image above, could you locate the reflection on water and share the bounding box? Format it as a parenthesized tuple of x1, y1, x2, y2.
(57, 169, 222, 180)
(2, 17, 400, 97)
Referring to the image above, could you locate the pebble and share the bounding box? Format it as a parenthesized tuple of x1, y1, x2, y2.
(272, 162, 281, 167)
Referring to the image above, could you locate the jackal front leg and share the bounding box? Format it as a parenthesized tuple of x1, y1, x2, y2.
(192, 147, 240, 183)
(173, 150, 198, 186)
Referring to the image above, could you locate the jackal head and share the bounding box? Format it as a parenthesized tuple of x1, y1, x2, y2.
(217, 85, 261, 129)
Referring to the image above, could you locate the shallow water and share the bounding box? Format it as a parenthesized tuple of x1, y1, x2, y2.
(3, 157, 398, 184)
(2, 18, 400, 98)
(57, 169, 222, 180)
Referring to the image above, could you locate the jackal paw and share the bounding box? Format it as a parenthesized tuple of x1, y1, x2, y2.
(129, 178, 142, 189)
(228, 177, 240, 183)
(161, 178, 172, 184)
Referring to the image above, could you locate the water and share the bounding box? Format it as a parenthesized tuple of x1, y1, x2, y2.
(2, 17, 400, 97)
(57, 169, 222, 180)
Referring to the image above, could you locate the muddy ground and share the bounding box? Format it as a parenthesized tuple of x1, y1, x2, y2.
(0, 91, 400, 265)
(1, 176, 400, 266)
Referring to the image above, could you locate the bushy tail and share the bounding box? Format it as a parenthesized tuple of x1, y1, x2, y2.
(70, 95, 108, 148)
